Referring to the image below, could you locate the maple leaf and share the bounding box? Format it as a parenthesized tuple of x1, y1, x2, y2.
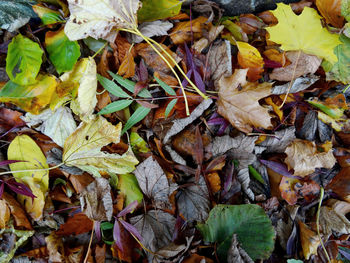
(217, 69, 272, 133)
(266, 3, 341, 64)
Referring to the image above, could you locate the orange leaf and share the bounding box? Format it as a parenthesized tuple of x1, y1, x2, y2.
(0, 199, 10, 228)
(56, 212, 93, 236)
(316, 0, 344, 28)
(118, 52, 136, 79)
(169, 16, 209, 44)
(237, 41, 264, 81)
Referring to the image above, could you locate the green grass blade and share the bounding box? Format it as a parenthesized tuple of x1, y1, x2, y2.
(122, 106, 151, 134)
(165, 99, 177, 118)
(154, 76, 176, 95)
(98, 100, 133, 115)
(97, 74, 131, 98)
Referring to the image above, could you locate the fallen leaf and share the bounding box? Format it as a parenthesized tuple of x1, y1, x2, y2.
(8, 135, 49, 220)
(0, 199, 10, 228)
(327, 167, 350, 202)
(298, 221, 320, 260)
(263, 48, 288, 67)
(133, 156, 177, 209)
(22, 107, 77, 147)
(217, 69, 273, 133)
(237, 41, 264, 81)
(80, 177, 113, 221)
(279, 176, 299, 205)
(56, 212, 93, 236)
(207, 40, 232, 84)
(284, 139, 336, 176)
(137, 0, 182, 23)
(130, 20, 173, 43)
(266, 3, 341, 64)
(62, 116, 138, 176)
(169, 16, 208, 44)
(130, 210, 176, 257)
(117, 173, 143, 206)
(269, 51, 322, 81)
(272, 75, 319, 95)
(45, 26, 81, 74)
(257, 127, 296, 153)
(319, 206, 350, 236)
(45, 232, 64, 263)
(154, 236, 193, 263)
(118, 51, 136, 79)
(6, 34, 43, 85)
(64, 0, 141, 41)
(32, 4, 62, 25)
(183, 254, 214, 263)
(193, 24, 224, 53)
(227, 234, 254, 263)
(0, 108, 25, 128)
(177, 177, 210, 222)
(316, 0, 344, 28)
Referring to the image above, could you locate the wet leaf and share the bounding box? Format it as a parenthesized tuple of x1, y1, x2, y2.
(8, 135, 49, 220)
(217, 69, 272, 133)
(133, 156, 177, 209)
(266, 3, 341, 64)
(65, 0, 141, 41)
(137, 0, 182, 23)
(63, 116, 139, 176)
(45, 26, 81, 74)
(6, 34, 43, 85)
(197, 204, 275, 261)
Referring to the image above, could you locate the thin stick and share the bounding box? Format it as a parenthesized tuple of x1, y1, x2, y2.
(83, 221, 95, 263)
(92, 42, 108, 59)
(316, 187, 331, 263)
(0, 163, 64, 176)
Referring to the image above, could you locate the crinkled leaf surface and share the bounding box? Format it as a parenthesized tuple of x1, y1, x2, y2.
(8, 135, 49, 220)
(45, 27, 81, 74)
(65, 0, 141, 42)
(62, 116, 138, 177)
(0, 0, 37, 32)
(137, 0, 182, 23)
(6, 34, 43, 85)
(0, 74, 58, 115)
(197, 204, 275, 261)
(22, 107, 77, 147)
(266, 3, 341, 64)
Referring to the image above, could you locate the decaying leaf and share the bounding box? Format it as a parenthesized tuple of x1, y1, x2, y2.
(117, 51, 136, 79)
(62, 116, 138, 177)
(298, 221, 320, 260)
(133, 156, 177, 209)
(22, 107, 77, 147)
(316, 0, 344, 28)
(8, 135, 49, 220)
(319, 206, 350, 237)
(56, 213, 93, 236)
(227, 234, 254, 263)
(169, 16, 208, 44)
(217, 69, 272, 133)
(129, 20, 173, 43)
(207, 40, 232, 84)
(272, 76, 319, 95)
(80, 177, 113, 221)
(284, 139, 336, 176)
(45, 232, 64, 263)
(257, 127, 296, 153)
(64, 0, 141, 42)
(0, 199, 10, 228)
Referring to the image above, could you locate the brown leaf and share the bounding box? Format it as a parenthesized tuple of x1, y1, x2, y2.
(67, 173, 94, 194)
(0, 199, 10, 228)
(0, 108, 25, 128)
(2, 192, 32, 230)
(21, 247, 48, 259)
(319, 206, 350, 237)
(94, 244, 106, 263)
(316, 0, 344, 28)
(284, 139, 336, 177)
(45, 232, 65, 263)
(169, 16, 208, 44)
(269, 51, 322, 81)
(263, 48, 289, 67)
(111, 225, 140, 263)
(207, 172, 221, 194)
(183, 254, 214, 263)
(227, 234, 254, 263)
(207, 40, 232, 84)
(217, 69, 273, 133)
(327, 167, 350, 202)
(298, 221, 321, 260)
(118, 51, 136, 79)
(56, 213, 93, 236)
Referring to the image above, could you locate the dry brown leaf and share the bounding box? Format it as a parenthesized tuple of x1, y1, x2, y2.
(327, 167, 350, 202)
(56, 213, 93, 236)
(319, 206, 350, 237)
(45, 232, 65, 263)
(95, 244, 106, 263)
(118, 51, 136, 79)
(217, 69, 273, 133)
(263, 49, 289, 67)
(298, 221, 321, 260)
(284, 139, 336, 177)
(316, 0, 344, 28)
(169, 16, 208, 44)
(0, 199, 10, 228)
(269, 51, 322, 81)
(208, 40, 232, 84)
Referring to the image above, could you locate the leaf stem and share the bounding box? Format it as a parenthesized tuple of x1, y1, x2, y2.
(316, 187, 331, 263)
(0, 163, 65, 177)
(92, 42, 108, 59)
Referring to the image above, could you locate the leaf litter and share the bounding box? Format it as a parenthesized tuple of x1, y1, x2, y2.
(2, 0, 350, 262)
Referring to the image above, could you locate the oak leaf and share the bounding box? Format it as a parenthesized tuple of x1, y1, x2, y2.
(217, 69, 272, 133)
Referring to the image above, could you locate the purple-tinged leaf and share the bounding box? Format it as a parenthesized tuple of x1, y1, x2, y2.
(207, 117, 227, 126)
(117, 200, 138, 217)
(95, 221, 101, 242)
(0, 160, 23, 166)
(217, 121, 229, 136)
(339, 247, 350, 260)
(133, 81, 148, 97)
(0, 125, 23, 139)
(185, 43, 194, 69)
(286, 223, 298, 256)
(263, 58, 282, 68)
(119, 219, 143, 241)
(137, 100, 159, 109)
(137, 60, 148, 82)
(260, 160, 300, 179)
(113, 219, 123, 251)
(5, 180, 36, 200)
(193, 68, 206, 93)
(181, 68, 192, 89)
(223, 162, 234, 193)
(172, 215, 186, 241)
(0, 182, 4, 199)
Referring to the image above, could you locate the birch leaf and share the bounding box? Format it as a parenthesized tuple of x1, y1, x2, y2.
(8, 135, 49, 220)
(62, 116, 138, 177)
(266, 3, 341, 64)
(64, 0, 141, 42)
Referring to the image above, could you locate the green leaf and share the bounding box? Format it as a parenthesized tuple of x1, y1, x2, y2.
(122, 106, 151, 134)
(108, 71, 152, 98)
(197, 204, 275, 261)
(137, 0, 182, 23)
(0, 0, 37, 32)
(287, 260, 303, 263)
(117, 174, 143, 206)
(155, 76, 176, 95)
(83, 37, 108, 52)
(32, 4, 63, 25)
(45, 27, 81, 74)
(342, 0, 350, 22)
(130, 131, 149, 153)
(6, 34, 43, 85)
(97, 74, 132, 98)
(98, 99, 133, 115)
(165, 98, 177, 118)
(248, 165, 265, 185)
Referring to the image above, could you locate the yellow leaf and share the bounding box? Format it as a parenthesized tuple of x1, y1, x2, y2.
(8, 135, 49, 220)
(236, 41, 264, 81)
(266, 3, 341, 64)
(0, 199, 10, 228)
(118, 52, 136, 78)
(62, 116, 139, 177)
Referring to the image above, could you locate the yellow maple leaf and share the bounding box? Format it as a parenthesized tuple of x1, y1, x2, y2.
(266, 3, 341, 64)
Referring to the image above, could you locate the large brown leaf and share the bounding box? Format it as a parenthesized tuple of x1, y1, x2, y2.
(217, 69, 273, 133)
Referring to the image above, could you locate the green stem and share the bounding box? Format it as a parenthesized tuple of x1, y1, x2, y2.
(91, 42, 108, 59)
(316, 187, 331, 263)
